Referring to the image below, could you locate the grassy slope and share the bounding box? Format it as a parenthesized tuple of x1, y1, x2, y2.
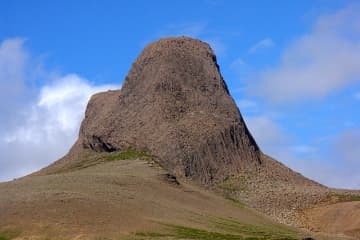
(0, 150, 302, 240)
(0, 150, 353, 240)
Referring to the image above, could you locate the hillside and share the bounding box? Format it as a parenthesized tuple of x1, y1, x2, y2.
(0, 151, 347, 240)
(2, 150, 358, 239)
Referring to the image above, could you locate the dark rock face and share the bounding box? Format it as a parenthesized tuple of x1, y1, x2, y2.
(44, 37, 261, 183)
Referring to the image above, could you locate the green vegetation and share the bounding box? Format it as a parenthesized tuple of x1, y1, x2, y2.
(130, 217, 300, 240)
(134, 232, 168, 238)
(55, 148, 153, 173)
(210, 217, 298, 240)
(136, 225, 245, 240)
(0, 236, 8, 240)
(216, 175, 248, 209)
(217, 175, 247, 193)
(104, 148, 151, 161)
(226, 196, 245, 209)
(328, 193, 360, 202)
(0, 229, 20, 240)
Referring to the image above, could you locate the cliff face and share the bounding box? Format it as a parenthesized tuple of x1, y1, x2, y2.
(42, 37, 261, 183)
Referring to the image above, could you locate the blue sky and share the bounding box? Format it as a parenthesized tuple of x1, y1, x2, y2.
(1, 0, 360, 188)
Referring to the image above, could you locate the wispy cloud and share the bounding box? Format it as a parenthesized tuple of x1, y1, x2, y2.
(254, 5, 360, 102)
(236, 99, 257, 110)
(244, 115, 289, 155)
(355, 92, 360, 100)
(0, 38, 117, 182)
(248, 38, 274, 53)
(292, 128, 360, 189)
(0, 38, 29, 110)
(289, 145, 316, 154)
(333, 128, 360, 165)
(244, 112, 360, 189)
(230, 57, 245, 69)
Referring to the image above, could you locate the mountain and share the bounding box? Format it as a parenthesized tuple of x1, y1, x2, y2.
(1, 37, 360, 240)
(40, 37, 261, 184)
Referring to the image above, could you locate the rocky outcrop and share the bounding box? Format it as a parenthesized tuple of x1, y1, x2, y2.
(41, 37, 261, 184)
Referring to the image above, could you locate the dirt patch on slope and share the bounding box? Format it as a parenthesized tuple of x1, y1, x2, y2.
(299, 197, 360, 238)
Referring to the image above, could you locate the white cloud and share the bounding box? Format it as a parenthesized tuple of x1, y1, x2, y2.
(4, 74, 116, 145)
(255, 5, 360, 102)
(248, 38, 274, 53)
(0, 38, 117, 182)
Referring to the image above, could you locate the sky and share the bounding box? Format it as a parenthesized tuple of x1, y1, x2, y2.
(1, 0, 360, 189)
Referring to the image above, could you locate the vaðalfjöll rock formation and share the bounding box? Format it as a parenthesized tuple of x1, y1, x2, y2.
(41, 37, 261, 184)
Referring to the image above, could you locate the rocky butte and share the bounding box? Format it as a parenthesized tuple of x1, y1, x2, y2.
(41, 37, 261, 184)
